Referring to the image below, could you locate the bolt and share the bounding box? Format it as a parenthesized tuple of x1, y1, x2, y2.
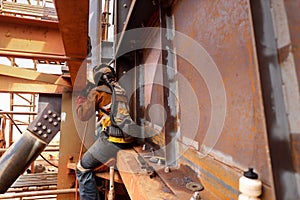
(123, 3, 127, 8)
(157, 159, 163, 165)
(47, 129, 52, 134)
(43, 115, 48, 119)
(42, 125, 47, 130)
(57, 117, 61, 122)
(142, 144, 147, 151)
(52, 113, 57, 118)
(48, 110, 52, 115)
(42, 134, 48, 138)
(150, 148, 155, 156)
(38, 130, 43, 135)
(48, 118, 53, 123)
(53, 122, 58, 126)
(37, 122, 42, 127)
(164, 166, 170, 173)
(33, 127, 38, 132)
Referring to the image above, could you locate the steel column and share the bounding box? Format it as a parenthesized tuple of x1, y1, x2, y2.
(250, 0, 299, 199)
(160, 5, 178, 167)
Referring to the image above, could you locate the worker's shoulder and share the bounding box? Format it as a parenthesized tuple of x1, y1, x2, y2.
(93, 85, 111, 94)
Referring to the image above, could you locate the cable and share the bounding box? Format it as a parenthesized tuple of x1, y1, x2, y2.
(40, 154, 58, 168)
(4, 113, 23, 134)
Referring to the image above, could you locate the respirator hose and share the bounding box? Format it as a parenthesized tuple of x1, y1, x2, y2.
(103, 75, 118, 127)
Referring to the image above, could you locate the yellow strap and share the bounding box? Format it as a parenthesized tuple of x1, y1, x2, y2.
(108, 136, 134, 143)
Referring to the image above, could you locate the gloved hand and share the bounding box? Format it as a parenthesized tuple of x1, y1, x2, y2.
(76, 96, 87, 109)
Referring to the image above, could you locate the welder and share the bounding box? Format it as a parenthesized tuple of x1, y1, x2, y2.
(75, 64, 137, 200)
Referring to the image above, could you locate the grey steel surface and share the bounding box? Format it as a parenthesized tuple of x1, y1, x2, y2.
(250, 0, 299, 199)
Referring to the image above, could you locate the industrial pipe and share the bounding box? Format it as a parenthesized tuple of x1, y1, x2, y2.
(0, 131, 47, 193)
(0, 98, 61, 194)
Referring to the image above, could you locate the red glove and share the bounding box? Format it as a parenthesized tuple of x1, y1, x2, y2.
(76, 96, 87, 108)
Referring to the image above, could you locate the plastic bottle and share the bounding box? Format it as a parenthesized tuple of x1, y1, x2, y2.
(238, 168, 262, 200)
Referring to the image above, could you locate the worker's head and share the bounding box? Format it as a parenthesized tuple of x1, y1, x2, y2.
(93, 64, 116, 85)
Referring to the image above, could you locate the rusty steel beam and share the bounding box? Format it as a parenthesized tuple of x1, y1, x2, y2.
(0, 64, 71, 88)
(54, 0, 89, 59)
(0, 15, 65, 60)
(250, 0, 299, 199)
(56, 92, 83, 200)
(0, 76, 68, 94)
(160, 5, 178, 167)
(0, 63, 71, 93)
(54, 0, 89, 86)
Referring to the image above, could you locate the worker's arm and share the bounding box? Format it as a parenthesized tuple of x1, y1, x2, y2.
(76, 89, 98, 121)
(76, 88, 112, 121)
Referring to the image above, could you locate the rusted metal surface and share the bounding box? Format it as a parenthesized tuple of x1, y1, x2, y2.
(0, 15, 65, 60)
(160, 5, 178, 167)
(181, 148, 275, 200)
(284, 0, 300, 86)
(0, 64, 71, 88)
(171, 0, 274, 199)
(54, 0, 89, 86)
(290, 134, 300, 175)
(251, 0, 299, 199)
(56, 92, 83, 200)
(116, 0, 133, 34)
(0, 76, 67, 94)
(117, 149, 177, 200)
(11, 172, 57, 188)
(0, 64, 71, 94)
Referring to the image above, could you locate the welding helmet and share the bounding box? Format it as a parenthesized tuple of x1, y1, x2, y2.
(93, 64, 116, 85)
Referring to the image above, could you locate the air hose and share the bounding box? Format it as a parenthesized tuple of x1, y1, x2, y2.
(103, 75, 125, 138)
